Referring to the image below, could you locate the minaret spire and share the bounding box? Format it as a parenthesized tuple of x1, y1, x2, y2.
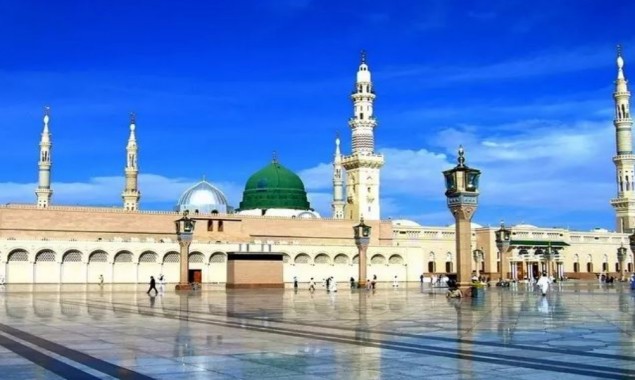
(36, 106, 53, 208)
(122, 112, 140, 210)
(340, 51, 385, 220)
(332, 134, 345, 219)
(611, 45, 635, 232)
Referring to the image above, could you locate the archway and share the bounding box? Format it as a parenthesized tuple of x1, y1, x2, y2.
(61, 250, 83, 284)
(388, 254, 407, 283)
(138, 251, 160, 284)
(162, 252, 180, 282)
(87, 251, 109, 283)
(34, 250, 57, 283)
(209, 252, 227, 283)
(113, 251, 134, 283)
(370, 254, 386, 281)
(189, 251, 205, 283)
(6, 249, 31, 283)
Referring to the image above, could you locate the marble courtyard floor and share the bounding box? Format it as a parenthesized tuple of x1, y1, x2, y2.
(0, 283, 634, 379)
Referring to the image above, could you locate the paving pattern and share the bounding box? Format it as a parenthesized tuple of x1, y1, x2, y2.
(0, 282, 634, 379)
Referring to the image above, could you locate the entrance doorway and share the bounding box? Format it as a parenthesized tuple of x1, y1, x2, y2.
(188, 269, 202, 284)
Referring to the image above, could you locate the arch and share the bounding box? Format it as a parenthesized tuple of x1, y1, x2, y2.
(389, 254, 404, 264)
(519, 249, 529, 256)
(189, 252, 205, 263)
(370, 254, 386, 265)
(89, 250, 108, 262)
(445, 252, 453, 262)
(114, 251, 133, 263)
(281, 253, 291, 263)
(294, 253, 311, 264)
(62, 250, 82, 263)
(139, 251, 158, 263)
(573, 254, 579, 262)
(603, 254, 608, 262)
(352, 254, 359, 264)
(314, 254, 330, 264)
(163, 252, 180, 263)
(586, 254, 592, 263)
(35, 249, 56, 262)
(209, 252, 226, 263)
(7, 249, 28, 262)
(334, 254, 349, 264)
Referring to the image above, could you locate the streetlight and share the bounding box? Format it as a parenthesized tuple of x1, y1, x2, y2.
(495, 221, 511, 282)
(617, 242, 628, 282)
(175, 210, 196, 291)
(443, 145, 481, 294)
(353, 217, 371, 288)
(472, 247, 484, 279)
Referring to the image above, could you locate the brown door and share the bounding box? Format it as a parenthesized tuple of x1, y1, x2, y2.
(188, 269, 202, 283)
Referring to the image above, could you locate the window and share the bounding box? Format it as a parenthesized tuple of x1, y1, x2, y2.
(218, 220, 224, 232)
(428, 261, 435, 273)
(445, 261, 453, 273)
(587, 262, 593, 273)
(573, 263, 580, 273)
(602, 262, 608, 272)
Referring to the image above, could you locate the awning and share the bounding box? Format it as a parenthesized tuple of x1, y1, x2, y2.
(510, 240, 570, 247)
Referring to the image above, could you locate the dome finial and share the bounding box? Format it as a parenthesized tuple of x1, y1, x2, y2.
(202, 174, 206, 182)
(457, 145, 465, 167)
(617, 44, 626, 80)
(43, 106, 50, 129)
(360, 49, 367, 64)
(272, 150, 279, 164)
(129, 112, 136, 132)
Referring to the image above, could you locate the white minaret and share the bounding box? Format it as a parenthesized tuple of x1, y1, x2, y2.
(332, 135, 345, 219)
(341, 51, 385, 220)
(36, 107, 53, 208)
(122, 113, 140, 210)
(611, 45, 635, 232)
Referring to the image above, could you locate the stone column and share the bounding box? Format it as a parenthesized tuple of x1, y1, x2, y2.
(175, 233, 192, 291)
(451, 207, 476, 289)
(356, 239, 369, 287)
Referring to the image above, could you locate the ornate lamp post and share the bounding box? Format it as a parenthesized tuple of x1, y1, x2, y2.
(175, 210, 196, 291)
(495, 222, 512, 281)
(473, 247, 484, 279)
(617, 242, 628, 281)
(443, 146, 481, 294)
(353, 218, 371, 288)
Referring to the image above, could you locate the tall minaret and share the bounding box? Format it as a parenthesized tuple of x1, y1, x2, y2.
(611, 45, 635, 232)
(332, 135, 345, 219)
(36, 107, 53, 208)
(122, 113, 140, 211)
(341, 51, 385, 220)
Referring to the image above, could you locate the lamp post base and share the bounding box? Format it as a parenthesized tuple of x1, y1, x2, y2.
(175, 283, 192, 291)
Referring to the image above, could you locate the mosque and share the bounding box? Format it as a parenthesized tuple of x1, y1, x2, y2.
(0, 50, 634, 285)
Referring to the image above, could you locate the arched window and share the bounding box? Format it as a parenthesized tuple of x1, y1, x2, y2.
(334, 254, 349, 264)
(209, 252, 226, 263)
(314, 254, 330, 264)
(163, 252, 180, 263)
(139, 251, 157, 263)
(189, 252, 204, 263)
(371, 255, 386, 264)
(63, 250, 82, 262)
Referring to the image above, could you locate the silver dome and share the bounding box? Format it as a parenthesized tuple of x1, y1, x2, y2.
(176, 180, 230, 214)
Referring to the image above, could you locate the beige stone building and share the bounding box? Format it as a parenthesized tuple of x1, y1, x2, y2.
(1, 51, 634, 284)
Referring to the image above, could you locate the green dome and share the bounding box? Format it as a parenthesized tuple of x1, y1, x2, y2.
(239, 161, 311, 211)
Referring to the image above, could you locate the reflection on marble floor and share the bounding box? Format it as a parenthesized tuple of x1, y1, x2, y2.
(0, 282, 634, 379)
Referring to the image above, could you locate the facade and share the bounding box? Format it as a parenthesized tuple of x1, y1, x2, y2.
(0, 50, 634, 284)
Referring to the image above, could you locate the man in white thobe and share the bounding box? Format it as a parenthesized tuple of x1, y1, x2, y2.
(536, 272, 550, 296)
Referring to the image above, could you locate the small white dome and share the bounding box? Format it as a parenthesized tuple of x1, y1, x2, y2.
(176, 180, 229, 214)
(392, 219, 421, 227)
(447, 222, 482, 228)
(514, 224, 538, 229)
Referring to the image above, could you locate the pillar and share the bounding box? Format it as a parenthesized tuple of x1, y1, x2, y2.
(175, 235, 192, 290)
(357, 242, 368, 287)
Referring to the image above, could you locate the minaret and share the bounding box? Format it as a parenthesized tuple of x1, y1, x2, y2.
(36, 107, 53, 208)
(332, 135, 345, 219)
(122, 113, 140, 210)
(341, 51, 385, 220)
(611, 45, 635, 232)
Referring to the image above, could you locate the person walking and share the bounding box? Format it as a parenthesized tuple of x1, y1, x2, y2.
(98, 274, 104, 286)
(536, 272, 550, 296)
(158, 274, 165, 294)
(420, 274, 424, 285)
(308, 277, 316, 292)
(350, 277, 355, 288)
(147, 276, 158, 295)
(293, 276, 298, 290)
(392, 275, 399, 288)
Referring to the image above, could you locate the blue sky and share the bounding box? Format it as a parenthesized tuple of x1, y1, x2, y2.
(0, 0, 633, 230)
